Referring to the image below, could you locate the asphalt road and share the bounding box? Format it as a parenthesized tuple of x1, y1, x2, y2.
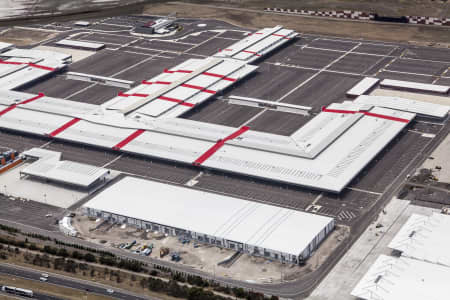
(0, 263, 154, 300)
(0, 289, 61, 300)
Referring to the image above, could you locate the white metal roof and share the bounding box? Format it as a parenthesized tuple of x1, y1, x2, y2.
(0, 48, 67, 89)
(347, 77, 379, 96)
(106, 57, 257, 118)
(387, 213, 450, 267)
(380, 79, 450, 94)
(83, 176, 334, 255)
(355, 95, 449, 118)
(0, 42, 13, 53)
(351, 254, 450, 300)
(75, 21, 90, 26)
(21, 148, 109, 188)
(214, 26, 297, 63)
(0, 99, 415, 192)
(56, 39, 105, 50)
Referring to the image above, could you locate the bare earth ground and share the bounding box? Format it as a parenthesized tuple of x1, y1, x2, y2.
(144, 2, 450, 44)
(184, 0, 450, 18)
(0, 28, 57, 46)
(73, 215, 349, 284)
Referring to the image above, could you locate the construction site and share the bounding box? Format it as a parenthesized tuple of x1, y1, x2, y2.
(0, 12, 448, 300)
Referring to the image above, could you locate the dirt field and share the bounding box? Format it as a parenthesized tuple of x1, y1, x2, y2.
(184, 0, 450, 18)
(74, 215, 349, 283)
(0, 28, 57, 46)
(144, 2, 450, 44)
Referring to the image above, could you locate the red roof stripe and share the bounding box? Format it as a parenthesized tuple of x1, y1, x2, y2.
(202, 72, 236, 82)
(322, 106, 410, 123)
(193, 126, 250, 166)
(158, 96, 195, 107)
(242, 50, 261, 56)
(0, 93, 45, 116)
(0, 60, 55, 71)
(113, 129, 146, 150)
(118, 92, 148, 97)
(181, 83, 216, 94)
(48, 118, 81, 137)
(164, 69, 193, 74)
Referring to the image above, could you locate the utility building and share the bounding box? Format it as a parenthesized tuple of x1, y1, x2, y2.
(82, 176, 335, 264)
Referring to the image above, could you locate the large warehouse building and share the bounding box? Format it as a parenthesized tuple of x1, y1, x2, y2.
(351, 213, 450, 300)
(82, 177, 335, 264)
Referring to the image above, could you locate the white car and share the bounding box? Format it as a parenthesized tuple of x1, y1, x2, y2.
(39, 277, 48, 282)
(106, 288, 114, 294)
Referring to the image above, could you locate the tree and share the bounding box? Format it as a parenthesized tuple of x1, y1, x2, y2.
(84, 253, 97, 263)
(58, 248, 69, 258)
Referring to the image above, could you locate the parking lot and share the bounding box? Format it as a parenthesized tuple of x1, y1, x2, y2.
(0, 15, 447, 231)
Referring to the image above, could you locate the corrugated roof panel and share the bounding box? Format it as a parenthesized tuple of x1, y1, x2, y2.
(122, 130, 214, 163)
(83, 176, 334, 255)
(351, 255, 450, 300)
(355, 95, 449, 118)
(347, 77, 380, 96)
(135, 99, 177, 117)
(56, 120, 136, 148)
(0, 107, 72, 135)
(380, 79, 450, 93)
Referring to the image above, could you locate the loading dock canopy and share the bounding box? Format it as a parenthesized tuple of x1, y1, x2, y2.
(83, 176, 334, 257)
(21, 148, 109, 188)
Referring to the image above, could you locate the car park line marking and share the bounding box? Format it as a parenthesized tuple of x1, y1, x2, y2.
(432, 68, 449, 84)
(277, 43, 362, 103)
(185, 31, 224, 53)
(101, 154, 124, 168)
(382, 69, 435, 77)
(345, 187, 381, 195)
(363, 55, 390, 75)
(65, 83, 97, 99)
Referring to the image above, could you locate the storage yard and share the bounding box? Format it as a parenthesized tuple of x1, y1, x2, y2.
(0, 13, 448, 299)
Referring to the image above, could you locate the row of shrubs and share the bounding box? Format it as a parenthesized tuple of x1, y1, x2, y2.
(0, 225, 278, 299)
(0, 235, 144, 273)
